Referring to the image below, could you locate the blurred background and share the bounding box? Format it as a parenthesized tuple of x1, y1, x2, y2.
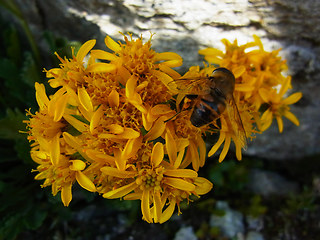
(0, 0, 319, 239)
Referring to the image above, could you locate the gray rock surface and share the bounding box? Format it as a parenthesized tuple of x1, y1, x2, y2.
(5, 0, 319, 160)
(174, 226, 197, 240)
(248, 169, 299, 196)
(210, 201, 245, 238)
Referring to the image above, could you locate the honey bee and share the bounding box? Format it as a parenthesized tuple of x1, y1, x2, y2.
(173, 67, 247, 147)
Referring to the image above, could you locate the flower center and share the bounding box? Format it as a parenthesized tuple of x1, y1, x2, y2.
(136, 168, 164, 191)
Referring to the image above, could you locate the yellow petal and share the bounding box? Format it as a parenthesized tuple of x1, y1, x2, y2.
(283, 110, 300, 126)
(194, 177, 213, 195)
(219, 135, 231, 162)
(124, 192, 142, 200)
(276, 116, 284, 133)
(198, 47, 223, 56)
(232, 65, 246, 78)
(90, 49, 119, 61)
(153, 191, 162, 223)
(279, 76, 291, 97)
(53, 93, 69, 122)
(154, 52, 183, 68)
(234, 137, 243, 161)
(63, 132, 82, 151)
(103, 182, 137, 199)
(85, 149, 116, 164)
(100, 166, 136, 178)
(159, 199, 176, 224)
(189, 141, 200, 171)
(61, 183, 72, 207)
(282, 92, 302, 105)
(76, 39, 96, 62)
(150, 104, 172, 115)
(78, 87, 93, 113)
(144, 117, 166, 140)
(158, 64, 181, 79)
(86, 62, 116, 73)
(151, 142, 164, 167)
(107, 124, 124, 134)
(121, 136, 143, 160)
(142, 113, 153, 131)
(114, 148, 126, 171)
(164, 177, 195, 192)
(69, 160, 86, 171)
(197, 137, 206, 167)
(35, 82, 49, 110)
(253, 34, 264, 50)
(50, 134, 60, 166)
(141, 190, 152, 223)
(173, 148, 185, 169)
(208, 132, 225, 157)
(150, 70, 174, 87)
(260, 109, 273, 132)
(120, 128, 140, 139)
(63, 114, 88, 133)
(108, 89, 119, 107)
(126, 75, 138, 99)
(34, 172, 46, 180)
(75, 171, 96, 192)
(165, 130, 177, 164)
(259, 88, 271, 103)
(105, 36, 121, 52)
(164, 169, 198, 178)
(90, 106, 104, 134)
(235, 83, 255, 92)
(179, 149, 192, 169)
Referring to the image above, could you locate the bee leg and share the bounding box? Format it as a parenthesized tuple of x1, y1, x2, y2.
(209, 118, 221, 130)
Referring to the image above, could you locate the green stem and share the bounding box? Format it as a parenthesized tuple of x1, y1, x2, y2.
(0, 0, 41, 64)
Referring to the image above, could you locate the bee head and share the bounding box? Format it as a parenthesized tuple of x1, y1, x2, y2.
(211, 68, 235, 98)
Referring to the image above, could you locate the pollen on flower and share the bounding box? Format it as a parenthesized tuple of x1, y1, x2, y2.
(25, 109, 66, 141)
(118, 34, 156, 74)
(136, 168, 164, 191)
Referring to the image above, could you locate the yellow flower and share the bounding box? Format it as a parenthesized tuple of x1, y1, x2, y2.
(259, 77, 302, 133)
(197, 35, 301, 161)
(101, 136, 212, 223)
(31, 135, 96, 207)
(46, 39, 117, 91)
(25, 33, 212, 223)
(24, 82, 68, 142)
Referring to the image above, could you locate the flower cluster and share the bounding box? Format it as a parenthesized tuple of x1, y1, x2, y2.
(24, 33, 301, 223)
(194, 35, 302, 162)
(24, 34, 212, 223)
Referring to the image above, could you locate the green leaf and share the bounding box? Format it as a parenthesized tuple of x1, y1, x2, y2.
(23, 209, 47, 230)
(15, 138, 33, 165)
(0, 58, 19, 81)
(21, 52, 41, 87)
(4, 25, 21, 65)
(0, 57, 35, 106)
(0, 108, 27, 140)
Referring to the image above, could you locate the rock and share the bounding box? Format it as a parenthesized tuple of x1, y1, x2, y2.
(248, 169, 299, 197)
(210, 201, 245, 238)
(3, 0, 319, 160)
(174, 226, 197, 240)
(246, 231, 264, 240)
(246, 215, 264, 232)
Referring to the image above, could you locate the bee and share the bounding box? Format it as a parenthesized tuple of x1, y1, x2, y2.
(173, 67, 247, 147)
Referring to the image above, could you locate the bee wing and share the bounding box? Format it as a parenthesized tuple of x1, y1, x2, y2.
(168, 77, 214, 95)
(226, 95, 248, 150)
